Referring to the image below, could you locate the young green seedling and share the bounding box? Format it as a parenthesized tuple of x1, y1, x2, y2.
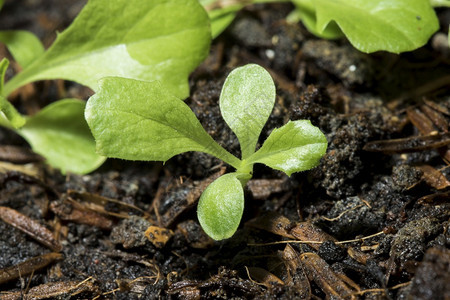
(0, 0, 210, 174)
(202, 0, 439, 53)
(85, 64, 327, 240)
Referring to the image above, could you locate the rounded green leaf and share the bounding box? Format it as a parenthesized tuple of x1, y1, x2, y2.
(19, 99, 106, 174)
(220, 64, 276, 159)
(247, 120, 327, 176)
(85, 77, 240, 168)
(197, 173, 244, 240)
(4, 0, 210, 99)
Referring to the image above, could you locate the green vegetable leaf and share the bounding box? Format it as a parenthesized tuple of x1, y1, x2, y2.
(200, 0, 286, 38)
(430, 0, 450, 7)
(0, 58, 25, 128)
(292, 0, 439, 53)
(220, 64, 276, 159)
(208, 7, 241, 38)
(199, 0, 244, 38)
(19, 99, 105, 174)
(85, 77, 240, 168)
(247, 120, 327, 176)
(291, 0, 343, 39)
(0, 30, 45, 68)
(197, 173, 244, 240)
(4, 0, 210, 99)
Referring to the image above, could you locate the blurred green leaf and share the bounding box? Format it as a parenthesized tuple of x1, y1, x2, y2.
(0, 30, 44, 68)
(4, 0, 210, 99)
(19, 99, 105, 174)
(293, 0, 439, 53)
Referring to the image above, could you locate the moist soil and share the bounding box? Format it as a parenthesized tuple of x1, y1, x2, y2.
(0, 1, 449, 299)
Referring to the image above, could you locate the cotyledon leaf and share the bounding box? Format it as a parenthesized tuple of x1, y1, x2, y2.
(197, 172, 245, 240)
(19, 99, 106, 174)
(246, 120, 327, 176)
(85, 77, 240, 168)
(4, 0, 210, 99)
(220, 64, 276, 159)
(0, 30, 45, 68)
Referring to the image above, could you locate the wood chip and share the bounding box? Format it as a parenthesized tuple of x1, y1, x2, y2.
(423, 99, 450, 116)
(145, 225, 173, 248)
(67, 190, 147, 218)
(407, 107, 435, 135)
(300, 252, 359, 299)
(50, 200, 114, 230)
(0, 252, 63, 285)
(246, 267, 284, 288)
(417, 165, 450, 190)
(417, 191, 450, 205)
(290, 222, 337, 251)
(0, 206, 62, 251)
(247, 178, 290, 200)
(246, 212, 295, 239)
(0, 161, 41, 178)
(363, 132, 450, 153)
(0, 145, 43, 164)
(280, 244, 311, 298)
(347, 247, 371, 265)
(0, 280, 96, 300)
(420, 104, 448, 133)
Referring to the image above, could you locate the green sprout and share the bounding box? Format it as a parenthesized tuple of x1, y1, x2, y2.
(85, 64, 328, 240)
(202, 0, 439, 54)
(0, 0, 210, 174)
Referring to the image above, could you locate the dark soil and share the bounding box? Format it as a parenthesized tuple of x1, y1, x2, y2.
(0, 1, 449, 299)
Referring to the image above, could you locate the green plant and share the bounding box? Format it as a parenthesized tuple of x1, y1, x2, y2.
(202, 0, 440, 54)
(85, 64, 328, 240)
(0, 0, 210, 173)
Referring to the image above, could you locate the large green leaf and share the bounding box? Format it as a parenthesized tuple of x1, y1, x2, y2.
(4, 0, 210, 99)
(0, 30, 45, 68)
(19, 99, 105, 174)
(0, 58, 25, 128)
(197, 173, 244, 240)
(220, 64, 276, 159)
(292, 0, 439, 53)
(247, 120, 327, 176)
(85, 77, 240, 168)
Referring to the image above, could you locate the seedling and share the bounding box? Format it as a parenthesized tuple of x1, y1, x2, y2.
(202, 0, 440, 53)
(0, 0, 210, 173)
(85, 64, 328, 240)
